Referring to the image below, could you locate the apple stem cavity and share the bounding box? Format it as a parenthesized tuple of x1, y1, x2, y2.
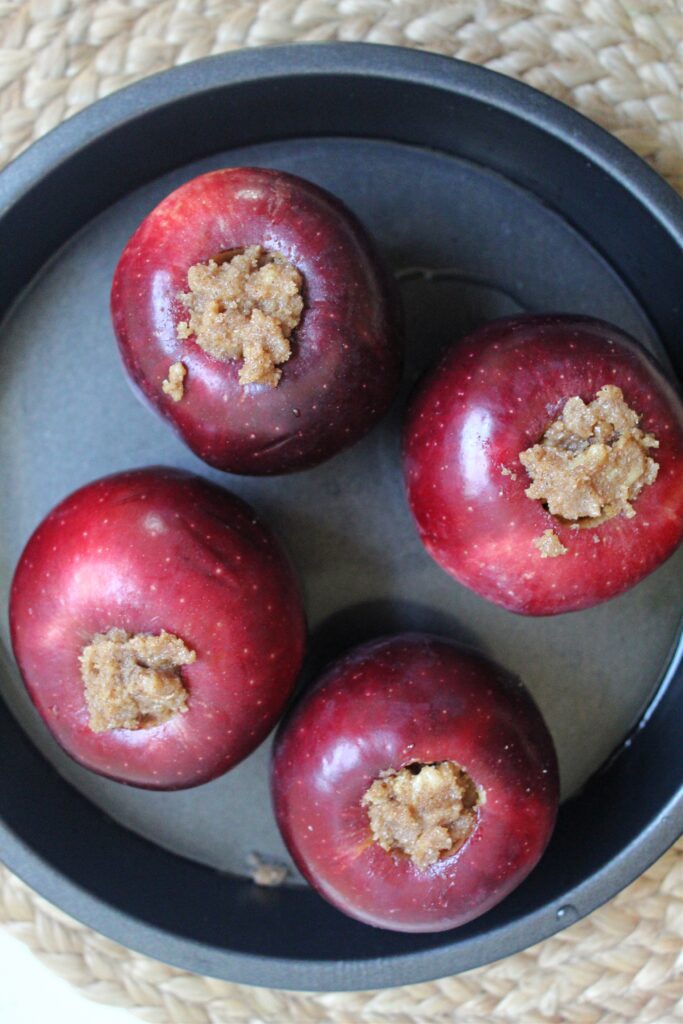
(361, 760, 483, 871)
(176, 244, 303, 388)
(520, 385, 659, 527)
(79, 628, 194, 733)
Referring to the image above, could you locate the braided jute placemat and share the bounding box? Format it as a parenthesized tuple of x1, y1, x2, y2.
(1, 1, 683, 1021)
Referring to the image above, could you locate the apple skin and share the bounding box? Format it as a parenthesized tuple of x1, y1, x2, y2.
(403, 315, 683, 616)
(111, 167, 402, 475)
(271, 634, 559, 933)
(9, 467, 306, 789)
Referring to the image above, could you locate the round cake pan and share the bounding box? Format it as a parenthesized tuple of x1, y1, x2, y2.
(0, 43, 681, 991)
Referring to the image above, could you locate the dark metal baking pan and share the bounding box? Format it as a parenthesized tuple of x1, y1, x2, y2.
(0, 43, 681, 990)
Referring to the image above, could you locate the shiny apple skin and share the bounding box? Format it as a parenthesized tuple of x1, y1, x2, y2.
(111, 167, 402, 475)
(271, 634, 559, 933)
(9, 467, 306, 789)
(403, 315, 683, 616)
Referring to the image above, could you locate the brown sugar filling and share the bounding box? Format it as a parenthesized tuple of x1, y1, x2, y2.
(162, 360, 187, 402)
(532, 529, 568, 559)
(177, 244, 303, 388)
(79, 628, 195, 733)
(519, 385, 659, 526)
(362, 761, 483, 870)
(246, 852, 289, 888)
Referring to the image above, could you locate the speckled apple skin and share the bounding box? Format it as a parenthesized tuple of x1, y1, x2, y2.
(403, 315, 683, 616)
(10, 468, 306, 789)
(111, 167, 402, 475)
(271, 634, 559, 933)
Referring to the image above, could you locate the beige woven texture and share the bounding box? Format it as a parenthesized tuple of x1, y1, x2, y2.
(1, 0, 682, 1021)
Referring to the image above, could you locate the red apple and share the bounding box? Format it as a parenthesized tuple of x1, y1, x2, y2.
(403, 315, 683, 615)
(9, 467, 306, 789)
(111, 167, 402, 475)
(271, 634, 558, 932)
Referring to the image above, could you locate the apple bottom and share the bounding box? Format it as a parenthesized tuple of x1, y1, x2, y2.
(33, 657, 274, 791)
(293, 790, 555, 934)
(23, 588, 303, 790)
(271, 635, 559, 932)
(416, 505, 679, 616)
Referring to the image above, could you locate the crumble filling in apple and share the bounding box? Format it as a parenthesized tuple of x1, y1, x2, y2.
(520, 385, 659, 525)
(79, 627, 194, 732)
(362, 761, 483, 870)
(162, 360, 187, 402)
(177, 245, 303, 388)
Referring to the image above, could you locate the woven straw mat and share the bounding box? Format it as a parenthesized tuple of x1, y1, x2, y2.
(1, 1, 683, 1022)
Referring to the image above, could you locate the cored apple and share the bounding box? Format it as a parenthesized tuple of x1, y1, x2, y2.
(271, 634, 558, 932)
(111, 167, 402, 475)
(9, 467, 306, 789)
(403, 315, 683, 615)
